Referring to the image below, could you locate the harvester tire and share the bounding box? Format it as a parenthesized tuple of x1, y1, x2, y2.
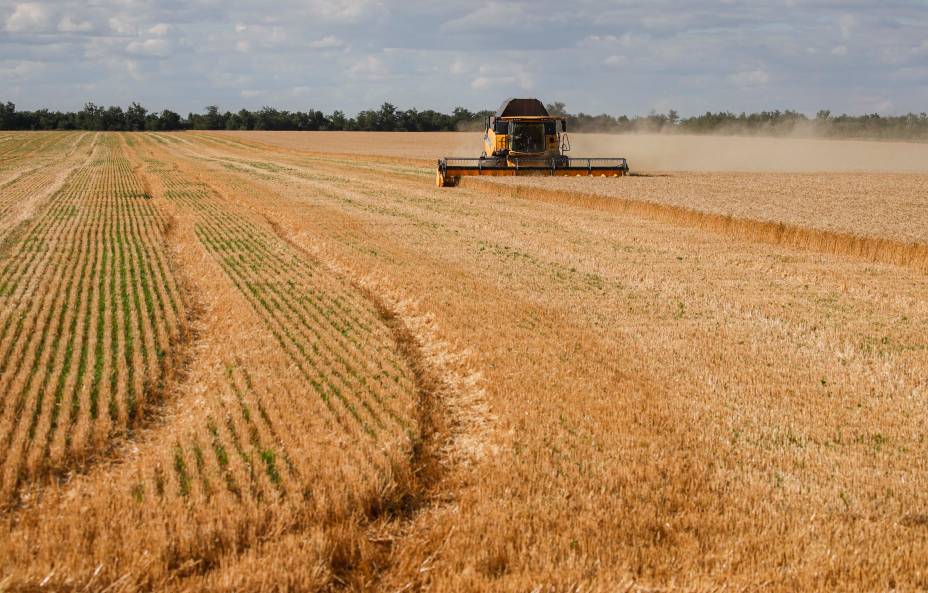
(436, 171, 459, 188)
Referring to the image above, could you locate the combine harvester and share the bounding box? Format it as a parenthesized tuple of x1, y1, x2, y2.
(436, 98, 630, 187)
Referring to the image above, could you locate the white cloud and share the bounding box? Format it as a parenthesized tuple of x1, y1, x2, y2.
(305, 0, 383, 24)
(126, 60, 143, 81)
(603, 55, 627, 67)
(831, 45, 848, 56)
(729, 69, 770, 86)
(890, 66, 928, 83)
(108, 15, 134, 35)
(640, 13, 692, 31)
(469, 62, 534, 91)
(441, 2, 526, 32)
(308, 35, 343, 49)
(126, 39, 171, 58)
(58, 16, 92, 33)
(6, 3, 51, 32)
(838, 14, 857, 39)
(148, 23, 170, 36)
(470, 76, 490, 90)
(0, 60, 44, 79)
(580, 33, 649, 48)
(268, 27, 287, 44)
(350, 55, 388, 80)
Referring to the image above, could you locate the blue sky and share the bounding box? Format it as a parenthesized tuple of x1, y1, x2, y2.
(1, 0, 926, 116)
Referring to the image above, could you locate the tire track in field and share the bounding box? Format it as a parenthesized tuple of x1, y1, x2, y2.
(125, 134, 491, 589)
(155, 137, 496, 471)
(135, 135, 494, 589)
(155, 133, 495, 469)
(109, 135, 421, 587)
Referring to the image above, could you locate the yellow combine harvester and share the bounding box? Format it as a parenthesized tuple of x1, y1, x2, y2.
(436, 98, 629, 187)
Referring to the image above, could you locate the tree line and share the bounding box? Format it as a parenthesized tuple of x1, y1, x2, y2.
(549, 102, 928, 141)
(0, 101, 488, 133)
(2, 100, 927, 141)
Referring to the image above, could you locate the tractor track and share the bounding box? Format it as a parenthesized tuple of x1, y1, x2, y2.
(122, 134, 492, 590)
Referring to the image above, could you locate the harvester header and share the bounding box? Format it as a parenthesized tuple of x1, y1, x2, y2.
(436, 97, 629, 187)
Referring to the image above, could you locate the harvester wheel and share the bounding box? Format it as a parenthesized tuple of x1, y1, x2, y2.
(436, 171, 459, 187)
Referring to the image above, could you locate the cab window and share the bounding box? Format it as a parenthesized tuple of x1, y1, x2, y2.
(510, 123, 545, 153)
(494, 119, 510, 134)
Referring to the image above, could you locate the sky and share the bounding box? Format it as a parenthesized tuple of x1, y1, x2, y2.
(1, 0, 926, 117)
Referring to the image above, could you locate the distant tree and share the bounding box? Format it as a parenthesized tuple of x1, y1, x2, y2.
(236, 109, 255, 130)
(376, 102, 398, 131)
(0, 102, 16, 128)
(101, 105, 127, 130)
(667, 109, 679, 126)
(643, 110, 668, 132)
(224, 112, 242, 130)
(77, 102, 104, 130)
(159, 109, 182, 131)
(254, 106, 286, 130)
(355, 109, 376, 131)
(545, 102, 567, 116)
(144, 112, 162, 131)
(329, 110, 347, 130)
(126, 102, 147, 131)
(203, 105, 224, 130)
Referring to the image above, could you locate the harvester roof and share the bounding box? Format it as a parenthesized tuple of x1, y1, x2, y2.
(495, 98, 549, 118)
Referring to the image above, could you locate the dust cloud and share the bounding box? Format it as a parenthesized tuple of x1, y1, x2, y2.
(573, 133, 928, 173)
(231, 131, 928, 174)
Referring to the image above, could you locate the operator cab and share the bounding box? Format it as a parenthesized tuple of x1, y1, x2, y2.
(483, 98, 567, 160)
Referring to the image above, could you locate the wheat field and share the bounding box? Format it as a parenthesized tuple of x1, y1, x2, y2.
(1, 130, 927, 592)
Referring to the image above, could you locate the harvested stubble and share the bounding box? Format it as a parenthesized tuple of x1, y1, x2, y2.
(487, 172, 928, 246)
(0, 132, 94, 238)
(1, 130, 927, 592)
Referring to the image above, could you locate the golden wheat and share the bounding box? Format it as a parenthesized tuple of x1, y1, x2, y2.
(1, 131, 927, 592)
